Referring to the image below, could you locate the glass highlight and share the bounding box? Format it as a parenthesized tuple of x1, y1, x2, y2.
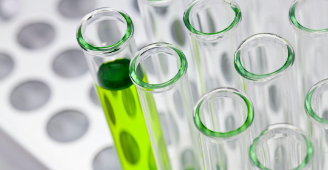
(183, 0, 243, 95)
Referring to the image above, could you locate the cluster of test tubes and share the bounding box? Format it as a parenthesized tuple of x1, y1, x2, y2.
(76, 0, 328, 169)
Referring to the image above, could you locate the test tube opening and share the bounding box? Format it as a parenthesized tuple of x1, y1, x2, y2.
(194, 88, 254, 139)
(305, 79, 328, 128)
(250, 124, 313, 170)
(77, 8, 133, 52)
(183, 0, 241, 37)
(290, 0, 328, 32)
(235, 33, 294, 81)
(130, 43, 187, 92)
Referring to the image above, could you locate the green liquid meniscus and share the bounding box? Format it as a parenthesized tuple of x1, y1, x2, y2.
(96, 58, 156, 170)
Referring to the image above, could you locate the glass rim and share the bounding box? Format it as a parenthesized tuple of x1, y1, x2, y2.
(193, 87, 254, 138)
(305, 79, 328, 125)
(234, 33, 295, 81)
(289, 1, 328, 34)
(76, 7, 134, 53)
(249, 124, 313, 170)
(129, 42, 188, 91)
(183, 0, 241, 36)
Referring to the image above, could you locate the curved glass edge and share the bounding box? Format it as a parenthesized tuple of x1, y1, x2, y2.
(129, 42, 188, 92)
(183, 0, 241, 36)
(289, 1, 328, 34)
(76, 7, 134, 53)
(305, 79, 328, 125)
(193, 87, 254, 138)
(249, 124, 313, 170)
(234, 33, 295, 82)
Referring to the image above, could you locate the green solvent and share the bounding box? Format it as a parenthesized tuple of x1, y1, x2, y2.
(97, 58, 132, 90)
(96, 59, 157, 170)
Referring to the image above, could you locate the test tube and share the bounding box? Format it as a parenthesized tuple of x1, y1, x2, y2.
(183, 0, 243, 95)
(304, 79, 328, 169)
(194, 87, 254, 170)
(234, 33, 308, 135)
(76, 8, 156, 169)
(137, 0, 200, 100)
(289, 0, 328, 100)
(250, 124, 313, 170)
(129, 43, 202, 170)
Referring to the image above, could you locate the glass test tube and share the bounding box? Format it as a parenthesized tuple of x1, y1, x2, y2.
(304, 79, 328, 169)
(194, 87, 254, 170)
(234, 33, 308, 135)
(183, 0, 243, 95)
(250, 124, 313, 170)
(137, 0, 200, 101)
(289, 0, 328, 100)
(235, 0, 294, 42)
(129, 43, 202, 170)
(76, 8, 156, 169)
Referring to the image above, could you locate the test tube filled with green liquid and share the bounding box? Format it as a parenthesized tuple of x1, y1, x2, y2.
(77, 8, 157, 169)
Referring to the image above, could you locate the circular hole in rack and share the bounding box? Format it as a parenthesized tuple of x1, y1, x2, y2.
(58, 0, 95, 19)
(47, 110, 89, 142)
(0, 53, 14, 80)
(53, 49, 88, 78)
(90, 85, 100, 106)
(93, 147, 122, 170)
(0, 0, 19, 21)
(17, 22, 55, 49)
(10, 80, 51, 111)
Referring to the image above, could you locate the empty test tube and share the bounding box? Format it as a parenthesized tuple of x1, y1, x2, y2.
(289, 0, 328, 100)
(194, 87, 254, 170)
(137, 0, 200, 101)
(129, 43, 202, 170)
(183, 0, 244, 95)
(234, 33, 309, 135)
(305, 79, 328, 170)
(250, 124, 313, 170)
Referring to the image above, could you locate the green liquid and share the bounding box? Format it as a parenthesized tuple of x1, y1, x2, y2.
(96, 59, 157, 170)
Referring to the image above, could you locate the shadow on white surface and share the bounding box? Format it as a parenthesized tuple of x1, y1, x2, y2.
(0, 128, 48, 170)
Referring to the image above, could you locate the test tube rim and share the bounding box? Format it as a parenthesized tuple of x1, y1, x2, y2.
(234, 33, 295, 82)
(183, 0, 242, 37)
(289, 0, 328, 35)
(193, 87, 254, 138)
(305, 79, 328, 126)
(249, 124, 313, 170)
(129, 42, 188, 92)
(76, 7, 134, 53)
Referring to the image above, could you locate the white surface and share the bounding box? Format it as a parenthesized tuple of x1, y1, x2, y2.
(0, 0, 148, 169)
